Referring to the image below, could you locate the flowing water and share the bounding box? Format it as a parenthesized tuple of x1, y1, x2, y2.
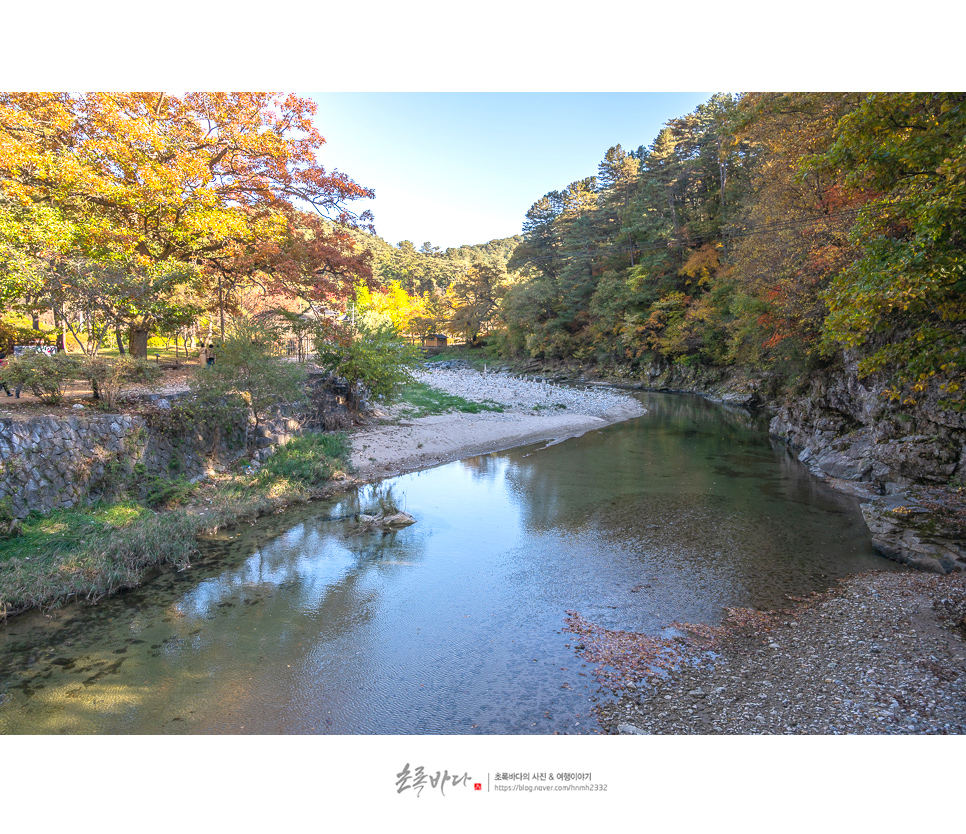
(0, 393, 902, 734)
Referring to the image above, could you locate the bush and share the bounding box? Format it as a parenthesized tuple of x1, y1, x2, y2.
(257, 432, 349, 488)
(0, 351, 80, 403)
(190, 318, 307, 444)
(81, 355, 162, 409)
(314, 320, 423, 408)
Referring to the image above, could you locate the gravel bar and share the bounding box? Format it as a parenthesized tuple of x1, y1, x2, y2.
(595, 571, 966, 735)
(414, 368, 644, 420)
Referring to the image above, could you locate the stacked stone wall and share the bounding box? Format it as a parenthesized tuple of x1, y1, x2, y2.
(0, 411, 249, 518)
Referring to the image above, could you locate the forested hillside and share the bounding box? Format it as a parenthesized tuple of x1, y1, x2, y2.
(495, 93, 966, 412)
(346, 231, 522, 343)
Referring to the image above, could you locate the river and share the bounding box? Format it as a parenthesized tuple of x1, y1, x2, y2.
(0, 393, 902, 734)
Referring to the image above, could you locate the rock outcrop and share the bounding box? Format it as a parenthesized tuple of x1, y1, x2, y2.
(765, 356, 966, 572)
(860, 497, 965, 574)
(582, 353, 966, 574)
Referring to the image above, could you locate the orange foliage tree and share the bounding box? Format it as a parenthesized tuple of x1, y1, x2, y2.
(0, 92, 374, 356)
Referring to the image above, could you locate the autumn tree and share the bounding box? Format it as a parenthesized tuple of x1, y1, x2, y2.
(725, 92, 865, 368)
(0, 92, 374, 356)
(54, 257, 204, 358)
(355, 279, 422, 333)
(410, 289, 450, 340)
(812, 92, 966, 407)
(447, 263, 507, 344)
(0, 197, 78, 342)
(200, 208, 373, 339)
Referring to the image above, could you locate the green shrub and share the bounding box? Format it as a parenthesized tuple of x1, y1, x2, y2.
(81, 355, 162, 409)
(257, 432, 349, 488)
(314, 320, 423, 408)
(0, 350, 80, 403)
(191, 318, 307, 443)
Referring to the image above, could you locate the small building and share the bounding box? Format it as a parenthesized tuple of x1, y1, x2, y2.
(420, 334, 448, 348)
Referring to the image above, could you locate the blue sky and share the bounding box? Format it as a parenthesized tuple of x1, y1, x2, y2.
(305, 92, 715, 251)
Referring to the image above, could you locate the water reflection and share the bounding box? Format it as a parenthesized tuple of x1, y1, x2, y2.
(0, 393, 902, 735)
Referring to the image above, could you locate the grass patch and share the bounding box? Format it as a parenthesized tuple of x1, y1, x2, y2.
(0, 501, 197, 614)
(0, 430, 353, 617)
(397, 381, 504, 418)
(256, 432, 350, 489)
(0, 502, 153, 565)
(424, 345, 487, 366)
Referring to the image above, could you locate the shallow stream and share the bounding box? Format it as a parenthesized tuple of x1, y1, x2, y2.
(0, 393, 901, 734)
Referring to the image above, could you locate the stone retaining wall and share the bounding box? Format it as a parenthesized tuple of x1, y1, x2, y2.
(0, 410, 249, 518)
(0, 374, 356, 520)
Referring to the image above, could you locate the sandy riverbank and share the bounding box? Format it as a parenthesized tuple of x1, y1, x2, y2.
(348, 368, 647, 480)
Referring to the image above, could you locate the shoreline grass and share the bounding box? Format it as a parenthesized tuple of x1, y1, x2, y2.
(0, 432, 352, 619)
(397, 380, 504, 418)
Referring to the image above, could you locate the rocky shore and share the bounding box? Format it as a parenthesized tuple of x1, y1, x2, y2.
(596, 570, 966, 735)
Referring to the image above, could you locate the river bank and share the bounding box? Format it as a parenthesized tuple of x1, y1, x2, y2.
(0, 367, 645, 618)
(348, 368, 966, 735)
(349, 367, 647, 480)
(593, 569, 966, 734)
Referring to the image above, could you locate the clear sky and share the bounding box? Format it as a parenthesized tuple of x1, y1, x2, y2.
(305, 92, 715, 251)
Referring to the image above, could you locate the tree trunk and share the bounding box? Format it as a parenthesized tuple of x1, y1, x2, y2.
(52, 304, 66, 352)
(128, 326, 150, 359)
(665, 186, 678, 233)
(115, 328, 126, 356)
(218, 272, 226, 342)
